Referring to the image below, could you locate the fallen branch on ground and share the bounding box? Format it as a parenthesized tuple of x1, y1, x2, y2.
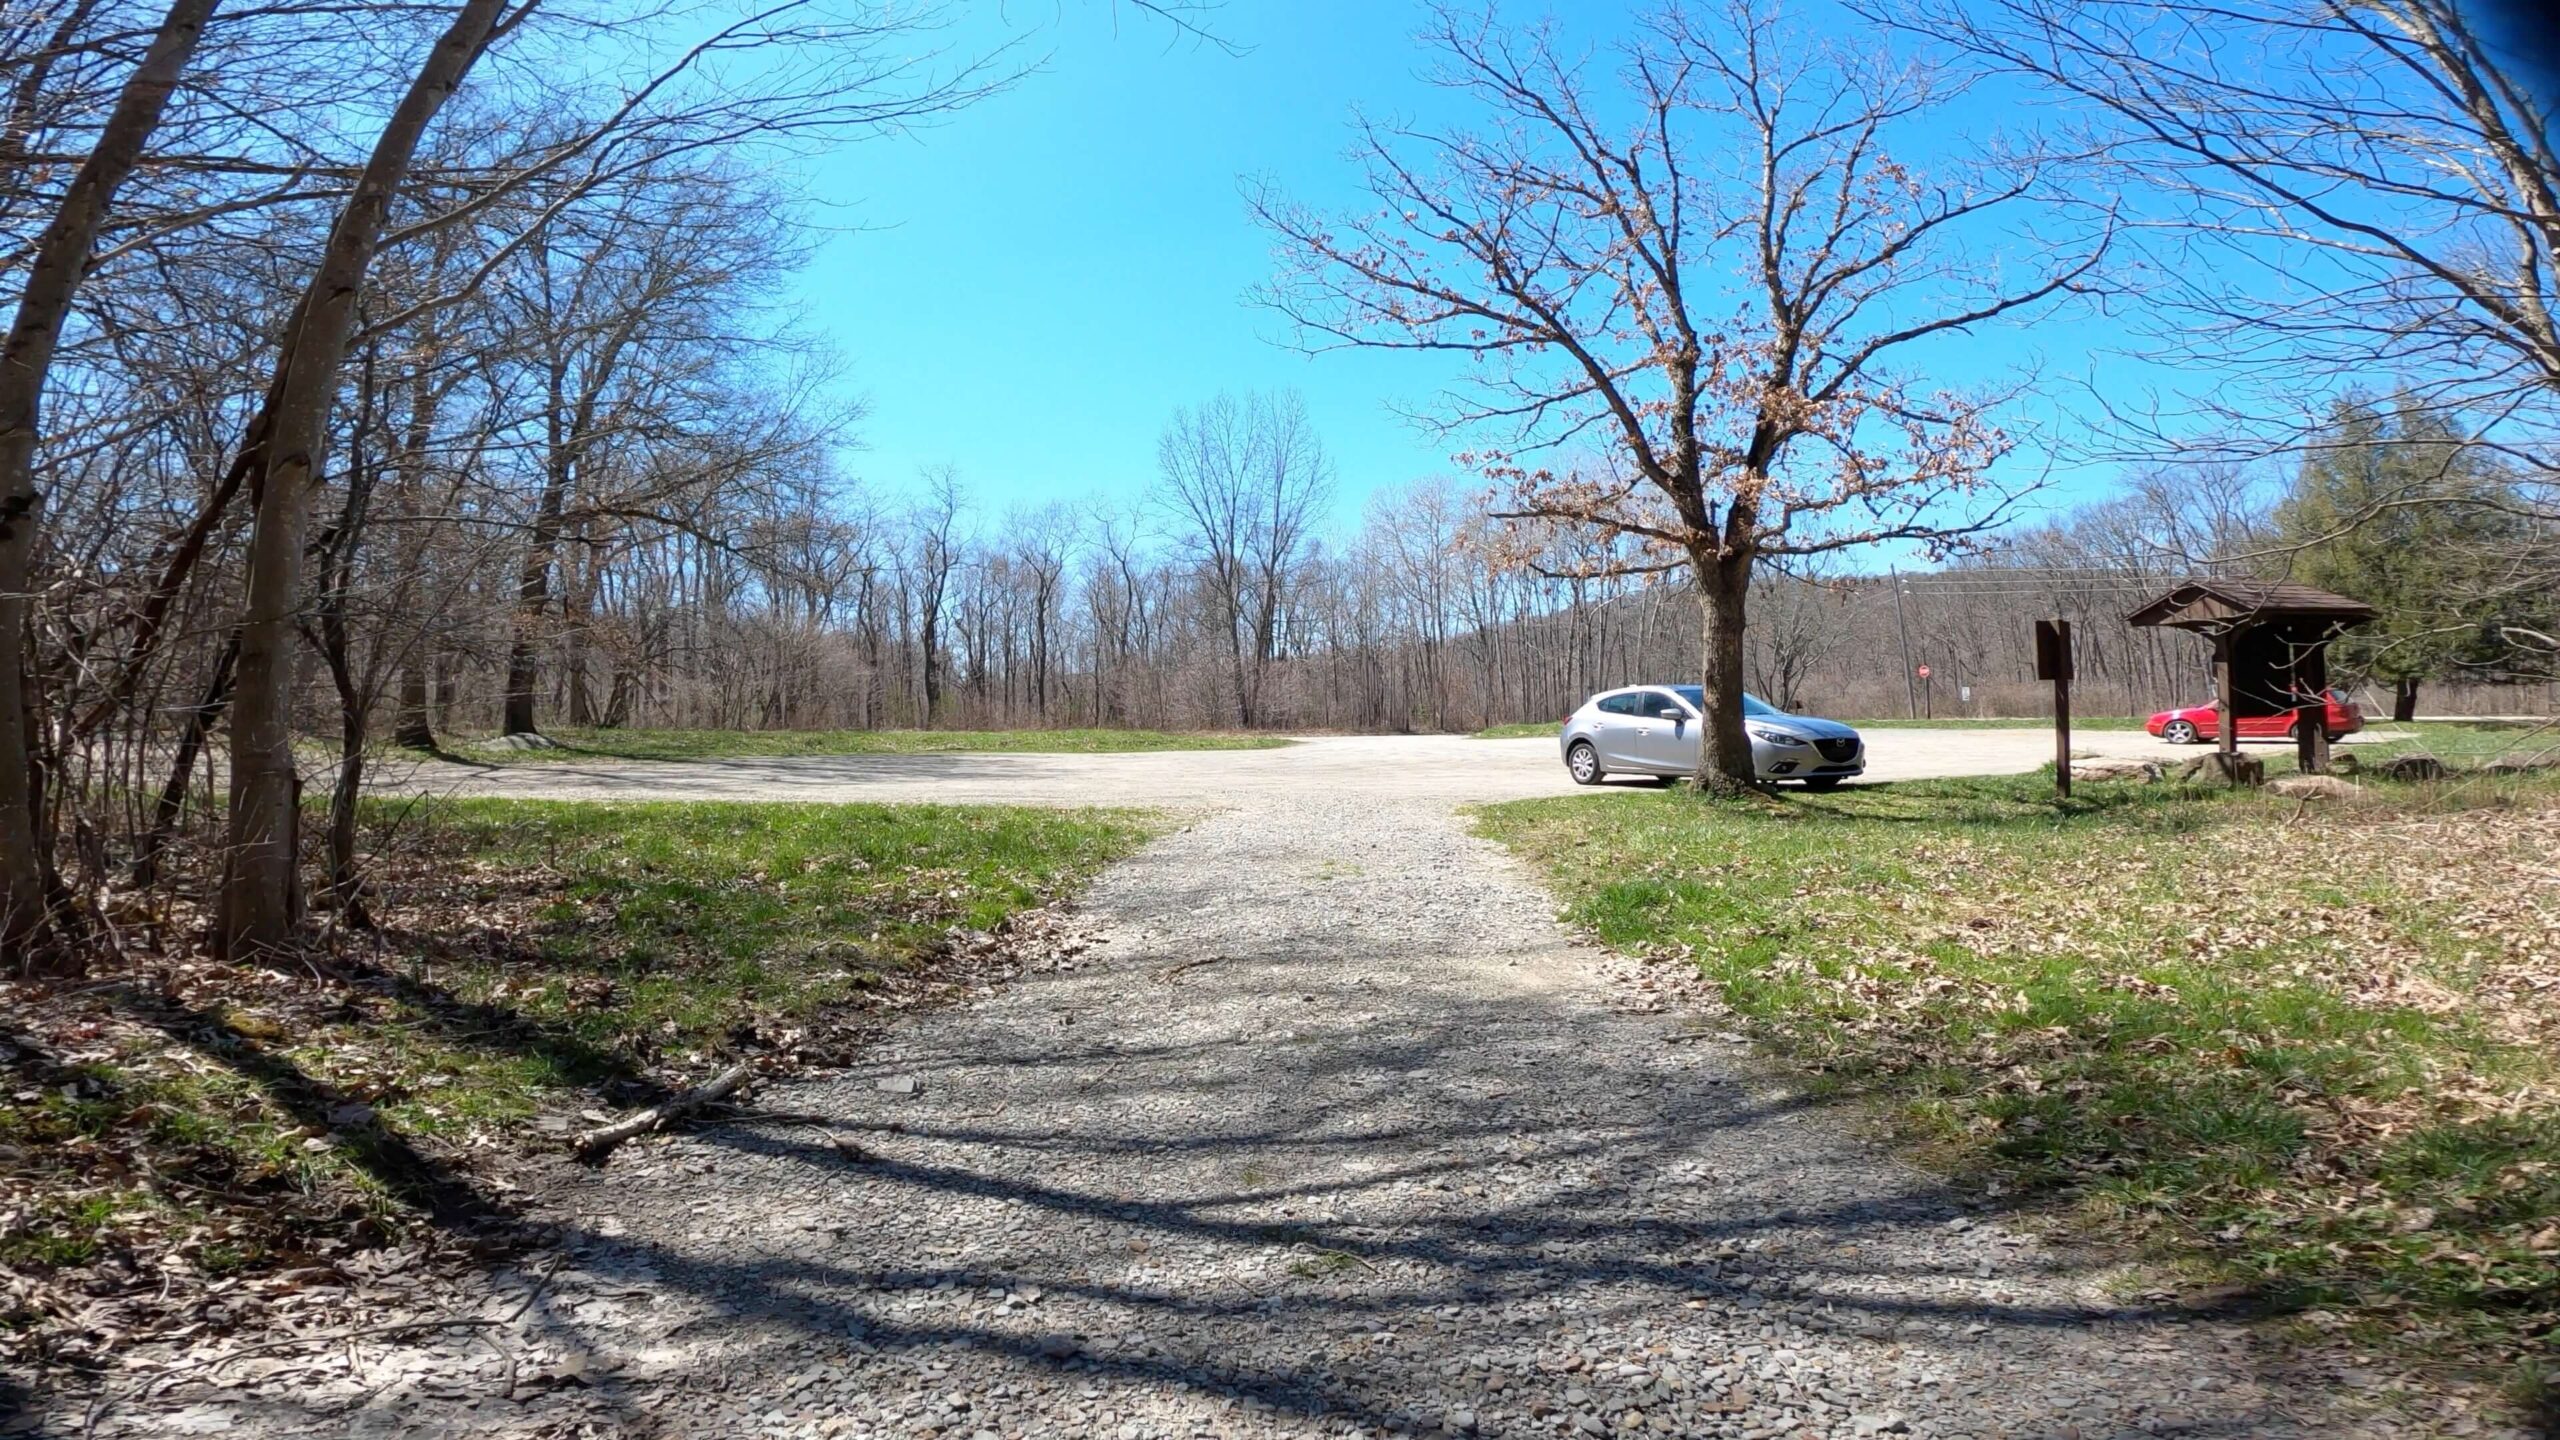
(570, 1062, 754, 1163)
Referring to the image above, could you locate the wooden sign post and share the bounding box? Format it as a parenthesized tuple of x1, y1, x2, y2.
(2035, 619, 2074, 800)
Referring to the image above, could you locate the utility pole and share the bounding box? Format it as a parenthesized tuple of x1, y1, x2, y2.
(1890, 567, 1917, 718)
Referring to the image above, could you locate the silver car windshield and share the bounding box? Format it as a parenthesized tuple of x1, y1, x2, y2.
(1669, 686, 1776, 717)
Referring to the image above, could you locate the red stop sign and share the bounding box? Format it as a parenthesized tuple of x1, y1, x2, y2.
(1916, 664, 1932, 679)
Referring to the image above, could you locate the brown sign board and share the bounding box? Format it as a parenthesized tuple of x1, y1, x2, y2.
(2034, 619, 2074, 682)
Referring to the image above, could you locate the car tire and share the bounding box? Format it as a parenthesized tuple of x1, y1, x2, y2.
(2162, 720, 2199, 745)
(1566, 741, 1604, 786)
(1802, 776, 1844, 792)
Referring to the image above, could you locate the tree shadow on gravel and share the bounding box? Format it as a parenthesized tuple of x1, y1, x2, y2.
(41, 950, 2334, 1439)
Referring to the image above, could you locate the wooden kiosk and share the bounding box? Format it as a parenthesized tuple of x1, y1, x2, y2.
(2127, 579, 2376, 780)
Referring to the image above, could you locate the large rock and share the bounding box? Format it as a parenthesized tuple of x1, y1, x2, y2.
(2270, 774, 2366, 801)
(2372, 752, 2446, 781)
(2168, 752, 2270, 785)
(476, 731, 564, 752)
(2481, 748, 2560, 774)
(2069, 758, 2164, 783)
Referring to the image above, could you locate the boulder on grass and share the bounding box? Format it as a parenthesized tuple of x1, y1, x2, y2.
(477, 732, 563, 752)
(2205, 752, 2266, 787)
(2481, 749, 2560, 774)
(2270, 774, 2366, 802)
(2373, 752, 2446, 782)
(2070, 758, 2164, 783)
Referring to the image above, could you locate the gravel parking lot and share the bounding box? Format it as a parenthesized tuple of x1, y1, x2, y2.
(398, 727, 2191, 809)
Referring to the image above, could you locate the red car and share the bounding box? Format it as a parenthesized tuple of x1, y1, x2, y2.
(2146, 688, 2364, 745)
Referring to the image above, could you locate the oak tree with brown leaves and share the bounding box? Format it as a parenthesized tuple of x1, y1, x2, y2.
(1254, 0, 2108, 787)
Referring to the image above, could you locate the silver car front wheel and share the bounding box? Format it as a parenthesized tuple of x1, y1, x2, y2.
(1567, 740, 1603, 785)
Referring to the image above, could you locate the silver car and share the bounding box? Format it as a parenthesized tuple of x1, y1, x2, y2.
(1559, 685, 1866, 790)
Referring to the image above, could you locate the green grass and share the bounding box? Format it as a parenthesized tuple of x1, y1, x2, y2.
(447, 726, 1292, 763)
(1845, 714, 2148, 729)
(3, 797, 1160, 1295)
(328, 798, 1161, 1123)
(1471, 722, 1563, 739)
(1474, 771, 2560, 1400)
(2354, 720, 2560, 766)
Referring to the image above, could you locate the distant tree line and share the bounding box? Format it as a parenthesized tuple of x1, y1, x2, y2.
(399, 391, 2546, 743)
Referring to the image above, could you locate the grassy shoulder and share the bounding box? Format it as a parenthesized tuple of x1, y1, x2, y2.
(1847, 714, 2147, 730)
(2358, 720, 2560, 767)
(1, 798, 1158, 1359)
(446, 726, 1293, 763)
(1471, 722, 1561, 739)
(1473, 772, 2560, 1409)
(1479, 715, 2152, 735)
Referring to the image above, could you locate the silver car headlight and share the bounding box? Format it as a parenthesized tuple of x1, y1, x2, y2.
(1749, 727, 1807, 746)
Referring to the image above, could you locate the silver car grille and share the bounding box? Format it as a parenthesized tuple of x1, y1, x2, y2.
(1814, 738, 1859, 763)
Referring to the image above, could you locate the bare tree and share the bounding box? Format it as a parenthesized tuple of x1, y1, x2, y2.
(1154, 389, 1332, 727)
(1914, 0, 2560, 468)
(903, 466, 965, 724)
(221, 0, 523, 960)
(1254, 0, 2104, 787)
(1748, 559, 1854, 713)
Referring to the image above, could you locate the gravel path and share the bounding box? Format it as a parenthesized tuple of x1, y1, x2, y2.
(70, 786, 2397, 1440)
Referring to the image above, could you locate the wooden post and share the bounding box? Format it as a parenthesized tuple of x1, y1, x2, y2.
(2207, 627, 2263, 786)
(2295, 629, 2331, 776)
(2055, 667, 2072, 801)
(2036, 619, 2073, 800)
(2214, 629, 2238, 759)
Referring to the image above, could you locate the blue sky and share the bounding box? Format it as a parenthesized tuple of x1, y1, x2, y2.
(782, 0, 2174, 535)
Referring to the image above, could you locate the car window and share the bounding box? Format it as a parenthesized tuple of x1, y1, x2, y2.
(1670, 685, 1776, 717)
(1596, 693, 1643, 716)
(1641, 691, 1688, 718)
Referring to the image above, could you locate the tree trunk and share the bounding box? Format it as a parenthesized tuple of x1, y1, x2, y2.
(501, 469, 566, 736)
(315, 440, 376, 925)
(604, 664, 636, 727)
(1224, 597, 1253, 728)
(133, 632, 237, 889)
(562, 535, 596, 726)
(433, 647, 457, 730)
(0, 0, 217, 964)
(220, 0, 508, 960)
(2392, 676, 2419, 723)
(919, 599, 943, 724)
(324, 657, 370, 925)
(1693, 550, 1758, 791)
(393, 661, 436, 749)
